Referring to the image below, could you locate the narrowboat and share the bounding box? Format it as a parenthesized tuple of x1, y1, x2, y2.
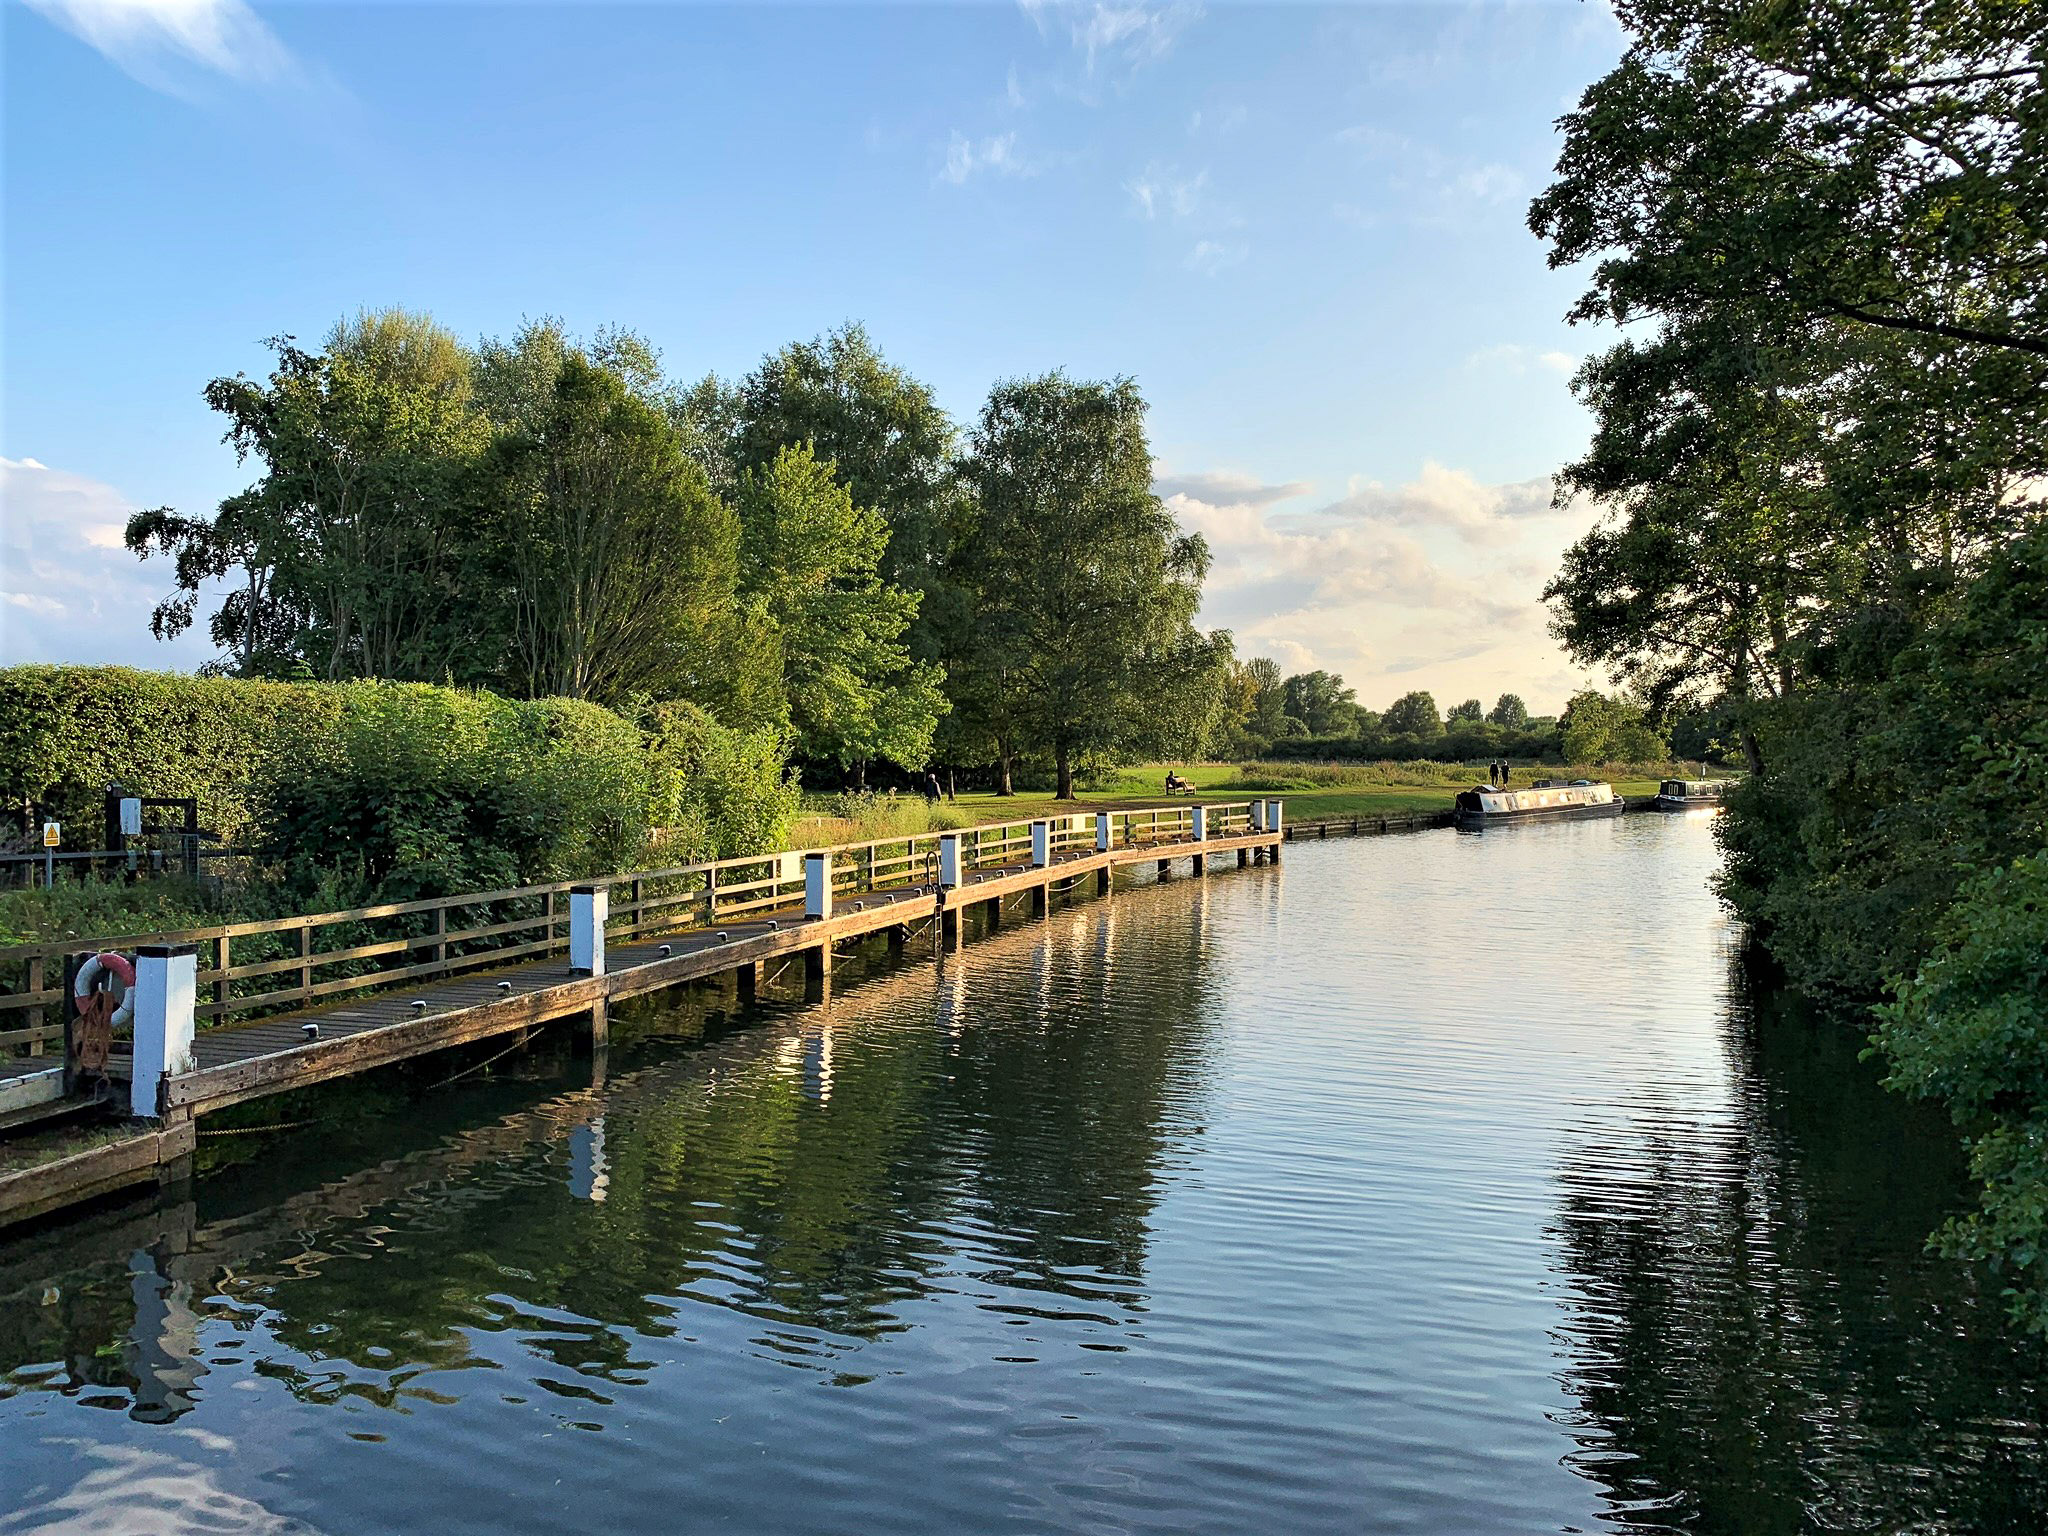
(1453, 779, 1623, 829)
(1654, 779, 1732, 811)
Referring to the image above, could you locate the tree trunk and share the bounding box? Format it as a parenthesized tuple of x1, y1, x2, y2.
(997, 755, 1013, 796)
(1741, 729, 1766, 778)
(1056, 747, 1073, 801)
(854, 759, 868, 792)
(946, 769, 956, 802)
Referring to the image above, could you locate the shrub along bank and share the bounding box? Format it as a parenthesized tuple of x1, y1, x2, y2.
(0, 667, 798, 918)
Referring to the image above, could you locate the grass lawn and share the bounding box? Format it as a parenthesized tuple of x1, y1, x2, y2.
(793, 760, 1680, 843)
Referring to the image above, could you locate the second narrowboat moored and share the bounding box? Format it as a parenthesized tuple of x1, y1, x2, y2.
(1654, 779, 1732, 811)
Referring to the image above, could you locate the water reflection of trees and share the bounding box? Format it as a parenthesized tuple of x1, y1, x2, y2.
(0, 882, 1221, 1423)
(1550, 952, 2048, 1533)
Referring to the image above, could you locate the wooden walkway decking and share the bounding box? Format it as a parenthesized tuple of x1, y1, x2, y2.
(1, 809, 1292, 1229)
(160, 832, 1267, 1115)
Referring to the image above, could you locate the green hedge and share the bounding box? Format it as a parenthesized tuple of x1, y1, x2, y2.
(0, 669, 796, 898)
(0, 666, 344, 843)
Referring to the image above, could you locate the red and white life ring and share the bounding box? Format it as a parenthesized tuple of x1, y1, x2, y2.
(74, 951, 137, 1029)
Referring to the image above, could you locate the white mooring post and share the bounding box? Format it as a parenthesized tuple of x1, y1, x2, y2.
(938, 833, 962, 889)
(1249, 799, 1267, 833)
(1192, 804, 1208, 842)
(130, 944, 198, 1119)
(805, 852, 833, 920)
(1096, 810, 1113, 853)
(570, 885, 608, 976)
(1268, 799, 1284, 837)
(1031, 820, 1052, 868)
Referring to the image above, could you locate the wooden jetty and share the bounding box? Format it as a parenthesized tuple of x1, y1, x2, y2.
(0, 801, 1287, 1229)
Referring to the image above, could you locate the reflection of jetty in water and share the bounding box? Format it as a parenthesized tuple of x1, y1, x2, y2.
(0, 874, 1228, 1426)
(1548, 955, 2048, 1530)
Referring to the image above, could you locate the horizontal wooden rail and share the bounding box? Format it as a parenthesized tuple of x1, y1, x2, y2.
(1, 802, 1277, 1057)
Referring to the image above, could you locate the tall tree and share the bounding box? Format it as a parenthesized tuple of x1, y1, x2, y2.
(729, 324, 962, 656)
(1243, 656, 1289, 742)
(487, 353, 739, 707)
(960, 374, 1210, 798)
(1382, 691, 1442, 738)
(736, 444, 946, 778)
(1280, 670, 1357, 736)
(1488, 693, 1529, 729)
(135, 310, 492, 682)
(1446, 698, 1485, 724)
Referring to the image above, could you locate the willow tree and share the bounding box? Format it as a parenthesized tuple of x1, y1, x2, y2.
(959, 374, 1211, 798)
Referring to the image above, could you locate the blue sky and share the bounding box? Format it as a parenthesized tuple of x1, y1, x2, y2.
(2, 0, 1625, 712)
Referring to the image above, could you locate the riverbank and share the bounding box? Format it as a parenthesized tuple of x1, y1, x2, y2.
(792, 759, 1681, 845)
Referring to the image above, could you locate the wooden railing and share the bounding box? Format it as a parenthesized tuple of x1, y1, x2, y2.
(0, 802, 1270, 1058)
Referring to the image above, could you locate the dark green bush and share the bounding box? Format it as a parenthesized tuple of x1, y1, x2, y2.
(259, 684, 668, 900)
(1876, 854, 2048, 1328)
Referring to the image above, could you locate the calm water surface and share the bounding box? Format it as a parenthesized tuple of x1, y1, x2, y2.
(3, 815, 2045, 1533)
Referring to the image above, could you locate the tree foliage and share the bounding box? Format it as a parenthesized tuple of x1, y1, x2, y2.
(957, 374, 1214, 797)
(1534, 0, 2048, 1316)
(487, 353, 739, 707)
(1382, 691, 1443, 738)
(736, 444, 945, 775)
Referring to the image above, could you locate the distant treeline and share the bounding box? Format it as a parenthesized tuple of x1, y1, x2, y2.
(1210, 665, 1688, 766)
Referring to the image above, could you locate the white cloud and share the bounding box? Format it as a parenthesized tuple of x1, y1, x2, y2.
(1334, 124, 1533, 228)
(1185, 238, 1247, 275)
(1466, 343, 1579, 379)
(1020, 0, 1202, 76)
(1127, 163, 1208, 221)
(1158, 460, 1602, 711)
(24, 0, 297, 95)
(1188, 104, 1247, 137)
(0, 457, 216, 669)
(940, 130, 1030, 185)
(1318, 461, 1570, 545)
(1153, 468, 1309, 508)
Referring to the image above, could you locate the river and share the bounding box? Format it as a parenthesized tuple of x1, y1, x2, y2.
(2, 814, 2044, 1533)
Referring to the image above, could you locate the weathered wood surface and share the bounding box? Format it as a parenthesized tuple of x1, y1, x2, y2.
(0, 1118, 193, 1231)
(0, 802, 1256, 1058)
(144, 827, 1273, 1117)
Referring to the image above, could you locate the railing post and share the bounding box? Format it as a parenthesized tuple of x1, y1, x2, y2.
(433, 905, 449, 969)
(1096, 811, 1112, 853)
(26, 954, 44, 1058)
(297, 924, 312, 1002)
(805, 852, 833, 920)
(130, 944, 197, 1119)
(212, 933, 229, 1020)
(570, 885, 608, 977)
(1031, 820, 1051, 868)
(938, 833, 961, 889)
